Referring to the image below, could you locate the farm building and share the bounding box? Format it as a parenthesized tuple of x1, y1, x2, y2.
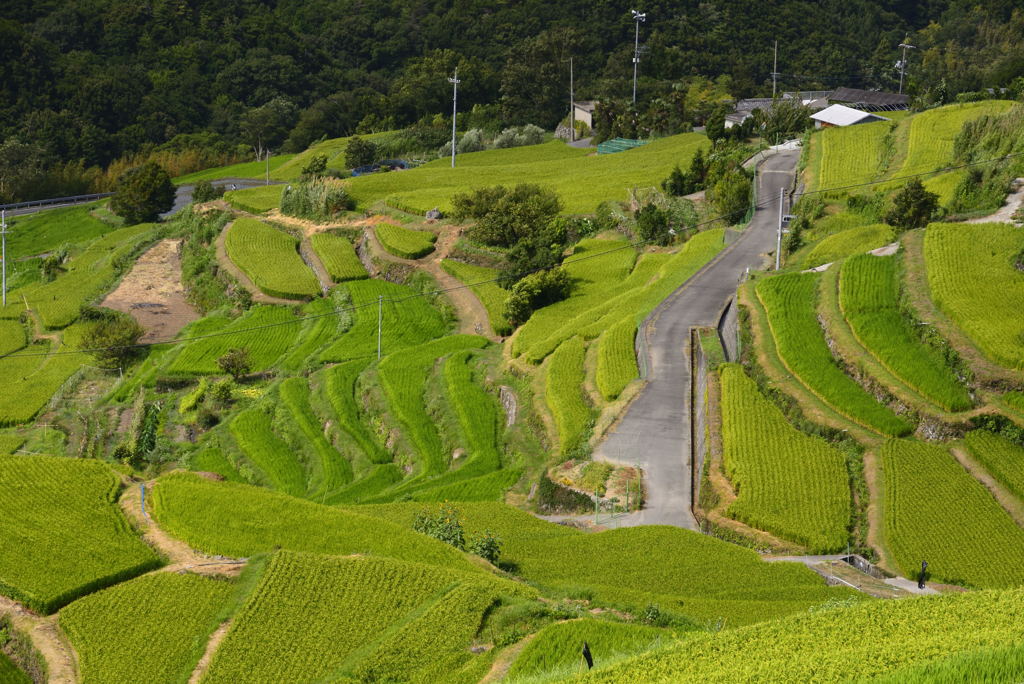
(811, 104, 890, 129)
(573, 101, 597, 129)
(828, 86, 909, 111)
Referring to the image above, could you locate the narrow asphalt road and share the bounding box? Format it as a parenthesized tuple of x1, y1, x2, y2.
(594, 149, 800, 529)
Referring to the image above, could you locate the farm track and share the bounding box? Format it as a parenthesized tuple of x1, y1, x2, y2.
(0, 596, 78, 684)
(299, 237, 333, 295)
(188, 620, 233, 684)
(591, 150, 800, 529)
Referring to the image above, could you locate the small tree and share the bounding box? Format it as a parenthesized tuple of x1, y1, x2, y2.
(705, 107, 727, 142)
(885, 179, 940, 232)
(503, 268, 571, 326)
(634, 203, 673, 246)
(345, 136, 377, 168)
(217, 347, 251, 380)
(110, 162, 176, 224)
(467, 530, 502, 565)
(80, 307, 144, 369)
(300, 153, 328, 178)
(192, 179, 224, 204)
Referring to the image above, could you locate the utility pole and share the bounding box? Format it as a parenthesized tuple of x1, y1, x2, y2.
(569, 56, 575, 142)
(771, 40, 780, 99)
(898, 40, 916, 95)
(1, 210, 6, 307)
(631, 10, 646, 105)
(775, 187, 784, 271)
(377, 294, 383, 359)
(448, 68, 460, 168)
(265, 149, 271, 185)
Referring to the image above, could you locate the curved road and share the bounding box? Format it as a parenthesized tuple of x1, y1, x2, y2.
(595, 149, 800, 529)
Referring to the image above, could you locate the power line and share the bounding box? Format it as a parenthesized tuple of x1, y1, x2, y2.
(5, 147, 1021, 360)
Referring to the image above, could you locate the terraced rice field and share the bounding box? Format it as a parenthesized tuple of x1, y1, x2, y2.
(840, 254, 971, 411)
(310, 233, 368, 282)
(880, 439, 1024, 588)
(925, 222, 1024, 369)
(279, 376, 353, 497)
(60, 573, 232, 684)
(224, 218, 319, 298)
(807, 119, 891, 191)
(375, 224, 437, 259)
(803, 224, 894, 268)
(0, 324, 92, 427)
(595, 317, 640, 400)
(545, 336, 591, 456)
(166, 305, 297, 375)
(575, 587, 1024, 682)
(203, 551, 513, 683)
(319, 359, 391, 466)
(896, 100, 1014, 176)
(718, 364, 850, 552)
(318, 279, 448, 362)
(230, 408, 307, 497)
(963, 430, 1024, 502)
(755, 272, 912, 435)
(0, 455, 160, 613)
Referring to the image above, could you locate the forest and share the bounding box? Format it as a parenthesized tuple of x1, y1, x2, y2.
(2, 0, 1024, 201)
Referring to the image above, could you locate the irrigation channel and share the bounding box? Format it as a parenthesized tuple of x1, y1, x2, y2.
(593, 148, 800, 529)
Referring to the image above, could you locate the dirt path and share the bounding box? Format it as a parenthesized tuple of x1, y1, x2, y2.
(188, 620, 233, 684)
(299, 238, 332, 295)
(214, 222, 299, 306)
(364, 222, 498, 340)
(101, 239, 199, 343)
(119, 483, 244, 576)
(967, 178, 1024, 223)
(0, 596, 77, 684)
(481, 633, 537, 683)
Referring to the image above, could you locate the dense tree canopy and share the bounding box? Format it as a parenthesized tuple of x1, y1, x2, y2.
(2, 0, 1023, 201)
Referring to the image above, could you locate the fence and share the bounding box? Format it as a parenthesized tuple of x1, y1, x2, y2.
(1, 192, 113, 213)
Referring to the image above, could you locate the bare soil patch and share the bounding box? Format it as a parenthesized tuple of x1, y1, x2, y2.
(0, 596, 77, 684)
(100, 239, 197, 343)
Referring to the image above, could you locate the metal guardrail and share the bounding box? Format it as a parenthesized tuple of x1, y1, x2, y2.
(0, 192, 114, 212)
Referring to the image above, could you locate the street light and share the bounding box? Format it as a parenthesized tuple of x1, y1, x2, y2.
(448, 68, 461, 168)
(897, 40, 916, 95)
(631, 10, 646, 105)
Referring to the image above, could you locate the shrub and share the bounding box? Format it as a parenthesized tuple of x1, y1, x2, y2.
(413, 503, 466, 550)
(504, 268, 572, 326)
(217, 348, 251, 380)
(80, 308, 145, 369)
(885, 179, 940, 232)
(457, 128, 486, 153)
(452, 184, 562, 248)
(467, 530, 502, 565)
(110, 161, 175, 224)
(635, 203, 673, 246)
(300, 153, 328, 178)
(191, 180, 224, 204)
(345, 136, 377, 168)
(280, 178, 355, 220)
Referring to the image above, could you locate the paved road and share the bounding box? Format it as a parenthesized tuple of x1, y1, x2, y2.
(594, 149, 800, 529)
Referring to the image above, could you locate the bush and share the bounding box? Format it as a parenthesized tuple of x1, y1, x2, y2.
(412, 503, 465, 550)
(192, 180, 225, 204)
(504, 268, 571, 326)
(300, 153, 328, 178)
(345, 136, 377, 168)
(707, 167, 752, 222)
(452, 184, 562, 247)
(635, 203, 672, 246)
(456, 128, 486, 153)
(280, 178, 355, 220)
(885, 179, 940, 232)
(467, 530, 502, 565)
(80, 308, 145, 369)
(110, 161, 176, 224)
(493, 124, 546, 148)
(217, 348, 250, 380)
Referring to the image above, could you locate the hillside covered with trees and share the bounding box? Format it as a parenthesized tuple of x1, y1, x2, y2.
(3, 0, 1024, 202)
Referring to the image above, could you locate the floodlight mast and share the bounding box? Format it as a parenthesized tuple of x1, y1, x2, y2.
(449, 68, 461, 168)
(631, 10, 646, 105)
(898, 41, 916, 95)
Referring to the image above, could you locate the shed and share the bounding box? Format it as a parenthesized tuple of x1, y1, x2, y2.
(810, 104, 890, 129)
(573, 101, 597, 129)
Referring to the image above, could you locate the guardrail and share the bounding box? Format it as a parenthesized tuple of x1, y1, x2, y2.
(0, 192, 114, 212)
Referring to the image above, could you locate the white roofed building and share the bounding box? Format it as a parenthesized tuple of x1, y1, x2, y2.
(810, 104, 890, 129)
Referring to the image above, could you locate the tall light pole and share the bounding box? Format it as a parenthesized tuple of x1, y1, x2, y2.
(1, 210, 7, 307)
(898, 40, 916, 95)
(631, 10, 646, 105)
(265, 149, 272, 185)
(448, 68, 460, 168)
(771, 40, 780, 99)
